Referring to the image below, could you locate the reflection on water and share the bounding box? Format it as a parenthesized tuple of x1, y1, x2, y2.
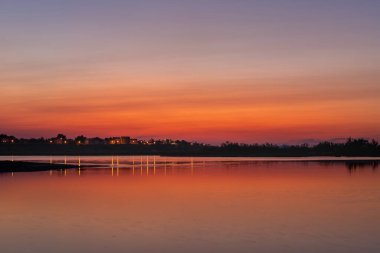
(0, 157, 380, 253)
(345, 161, 379, 172)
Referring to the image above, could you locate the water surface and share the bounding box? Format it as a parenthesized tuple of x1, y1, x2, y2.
(0, 156, 379, 253)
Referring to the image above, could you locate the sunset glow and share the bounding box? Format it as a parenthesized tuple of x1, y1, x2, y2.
(1, 0, 379, 143)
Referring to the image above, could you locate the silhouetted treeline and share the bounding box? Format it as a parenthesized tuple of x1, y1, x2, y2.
(0, 134, 379, 156)
(218, 138, 380, 157)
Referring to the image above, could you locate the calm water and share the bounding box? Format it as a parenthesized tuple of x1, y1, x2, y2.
(0, 156, 379, 253)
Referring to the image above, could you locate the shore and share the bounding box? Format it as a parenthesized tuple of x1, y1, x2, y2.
(0, 161, 80, 173)
(1, 143, 380, 157)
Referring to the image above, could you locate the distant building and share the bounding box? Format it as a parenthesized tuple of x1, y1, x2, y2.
(130, 138, 138, 145)
(50, 138, 66, 144)
(120, 136, 131, 144)
(0, 135, 17, 143)
(87, 137, 105, 145)
(106, 136, 131, 144)
(48, 134, 67, 144)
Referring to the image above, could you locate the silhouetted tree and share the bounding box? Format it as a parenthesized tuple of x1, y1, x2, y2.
(75, 135, 87, 145)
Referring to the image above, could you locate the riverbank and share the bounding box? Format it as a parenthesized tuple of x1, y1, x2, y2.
(1, 142, 380, 157)
(0, 161, 80, 173)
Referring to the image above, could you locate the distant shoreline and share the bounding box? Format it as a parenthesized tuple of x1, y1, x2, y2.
(1, 155, 380, 160)
(1, 137, 380, 157)
(0, 159, 378, 174)
(0, 161, 79, 173)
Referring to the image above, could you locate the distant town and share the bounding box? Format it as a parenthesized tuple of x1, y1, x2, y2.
(0, 134, 202, 146)
(1, 133, 380, 157)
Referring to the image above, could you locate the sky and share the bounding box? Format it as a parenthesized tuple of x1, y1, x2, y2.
(1, 0, 380, 144)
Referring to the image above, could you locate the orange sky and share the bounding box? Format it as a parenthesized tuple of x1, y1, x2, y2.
(2, 72, 379, 143)
(1, 1, 379, 144)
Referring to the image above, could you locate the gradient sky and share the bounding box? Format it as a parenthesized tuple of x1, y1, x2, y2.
(1, 0, 380, 144)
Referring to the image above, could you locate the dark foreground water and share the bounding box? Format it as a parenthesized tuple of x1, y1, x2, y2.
(0, 156, 379, 253)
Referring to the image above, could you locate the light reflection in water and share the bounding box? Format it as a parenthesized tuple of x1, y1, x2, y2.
(0, 158, 379, 253)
